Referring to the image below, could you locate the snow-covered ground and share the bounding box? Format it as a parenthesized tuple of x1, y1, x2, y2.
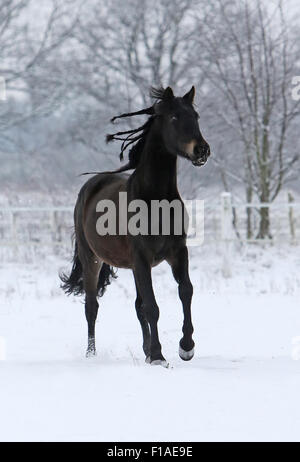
(0, 244, 300, 442)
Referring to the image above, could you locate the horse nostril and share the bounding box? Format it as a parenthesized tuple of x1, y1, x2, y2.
(194, 143, 210, 160)
(193, 145, 201, 156)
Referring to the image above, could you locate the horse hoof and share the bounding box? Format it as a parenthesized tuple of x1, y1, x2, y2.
(145, 356, 169, 367)
(179, 345, 194, 361)
(86, 349, 97, 358)
(150, 359, 169, 368)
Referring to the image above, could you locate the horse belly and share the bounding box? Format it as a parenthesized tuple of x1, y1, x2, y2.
(83, 179, 133, 269)
(90, 235, 132, 269)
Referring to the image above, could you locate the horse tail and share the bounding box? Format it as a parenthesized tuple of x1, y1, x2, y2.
(97, 263, 117, 297)
(60, 240, 84, 296)
(60, 240, 117, 297)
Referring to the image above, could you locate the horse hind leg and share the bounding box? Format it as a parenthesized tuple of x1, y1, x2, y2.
(82, 259, 101, 357)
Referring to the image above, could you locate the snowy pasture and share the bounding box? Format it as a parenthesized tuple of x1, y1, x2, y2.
(0, 244, 300, 442)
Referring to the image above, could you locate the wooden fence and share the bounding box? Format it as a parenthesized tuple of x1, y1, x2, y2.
(0, 193, 299, 249)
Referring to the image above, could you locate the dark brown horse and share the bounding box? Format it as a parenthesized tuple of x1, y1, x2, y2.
(61, 86, 210, 367)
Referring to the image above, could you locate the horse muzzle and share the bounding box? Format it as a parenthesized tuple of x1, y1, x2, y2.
(191, 144, 210, 167)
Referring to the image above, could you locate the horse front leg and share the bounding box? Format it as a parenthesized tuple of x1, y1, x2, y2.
(133, 252, 167, 367)
(133, 276, 151, 359)
(168, 245, 195, 361)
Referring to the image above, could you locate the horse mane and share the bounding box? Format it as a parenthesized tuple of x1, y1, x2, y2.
(105, 87, 166, 172)
(149, 86, 166, 101)
(80, 87, 167, 177)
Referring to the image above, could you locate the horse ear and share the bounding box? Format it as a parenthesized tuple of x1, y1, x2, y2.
(163, 87, 174, 100)
(183, 86, 195, 103)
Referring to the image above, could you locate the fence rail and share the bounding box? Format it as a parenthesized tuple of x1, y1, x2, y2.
(0, 192, 299, 248)
(0, 207, 73, 248)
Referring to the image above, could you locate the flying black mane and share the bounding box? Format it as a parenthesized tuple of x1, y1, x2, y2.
(105, 87, 166, 173)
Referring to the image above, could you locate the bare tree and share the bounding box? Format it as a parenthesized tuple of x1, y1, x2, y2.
(0, 0, 78, 149)
(198, 0, 300, 238)
(66, 0, 210, 156)
(74, 0, 205, 97)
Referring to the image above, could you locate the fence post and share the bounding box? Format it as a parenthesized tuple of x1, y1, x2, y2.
(288, 191, 296, 244)
(51, 210, 62, 242)
(10, 211, 17, 245)
(221, 192, 232, 278)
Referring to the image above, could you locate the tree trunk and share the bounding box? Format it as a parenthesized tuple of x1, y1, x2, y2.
(257, 206, 271, 239)
(246, 185, 252, 240)
(257, 121, 272, 239)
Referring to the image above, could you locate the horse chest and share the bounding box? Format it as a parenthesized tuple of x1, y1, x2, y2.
(131, 234, 182, 266)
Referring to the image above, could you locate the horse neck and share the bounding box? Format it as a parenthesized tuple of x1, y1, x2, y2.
(134, 126, 178, 198)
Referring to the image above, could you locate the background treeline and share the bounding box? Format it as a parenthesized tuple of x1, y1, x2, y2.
(1, 0, 300, 237)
